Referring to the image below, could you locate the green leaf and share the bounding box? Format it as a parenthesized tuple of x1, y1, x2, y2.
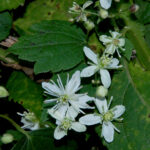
(135, 0, 150, 24)
(0, 12, 12, 41)
(145, 24, 150, 49)
(11, 128, 78, 150)
(14, 0, 87, 34)
(6, 71, 44, 117)
(9, 21, 86, 74)
(124, 38, 134, 61)
(0, 0, 25, 12)
(103, 60, 150, 150)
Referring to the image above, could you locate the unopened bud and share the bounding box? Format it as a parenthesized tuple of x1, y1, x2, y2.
(130, 4, 139, 13)
(1, 133, 14, 144)
(0, 86, 9, 98)
(84, 20, 95, 31)
(96, 86, 108, 98)
(99, 9, 108, 19)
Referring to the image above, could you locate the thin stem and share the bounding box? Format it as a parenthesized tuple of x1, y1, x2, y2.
(0, 114, 30, 139)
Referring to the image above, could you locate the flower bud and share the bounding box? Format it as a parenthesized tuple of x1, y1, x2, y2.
(84, 20, 95, 31)
(99, 9, 108, 19)
(130, 4, 139, 13)
(96, 86, 108, 98)
(0, 86, 9, 98)
(1, 133, 14, 144)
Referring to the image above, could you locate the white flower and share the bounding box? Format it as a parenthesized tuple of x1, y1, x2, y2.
(69, 1, 93, 22)
(79, 97, 125, 143)
(99, 31, 125, 57)
(81, 46, 122, 88)
(49, 106, 86, 140)
(42, 71, 94, 118)
(100, 0, 112, 10)
(17, 111, 40, 131)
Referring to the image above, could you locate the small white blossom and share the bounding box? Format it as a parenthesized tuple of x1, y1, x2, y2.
(69, 1, 93, 22)
(49, 106, 86, 140)
(17, 111, 40, 131)
(42, 71, 94, 118)
(100, 0, 112, 10)
(99, 31, 125, 57)
(79, 97, 125, 143)
(81, 46, 122, 88)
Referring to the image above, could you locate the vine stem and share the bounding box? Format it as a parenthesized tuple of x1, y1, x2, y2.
(0, 114, 30, 139)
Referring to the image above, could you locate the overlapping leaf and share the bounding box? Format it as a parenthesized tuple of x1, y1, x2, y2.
(0, 0, 25, 12)
(6, 71, 44, 117)
(100, 61, 150, 150)
(9, 21, 86, 74)
(14, 0, 87, 34)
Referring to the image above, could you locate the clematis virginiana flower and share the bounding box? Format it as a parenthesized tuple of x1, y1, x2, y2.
(49, 106, 86, 140)
(69, 1, 93, 22)
(42, 71, 94, 118)
(17, 111, 40, 131)
(99, 31, 125, 57)
(81, 46, 122, 88)
(79, 97, 125, 143)
(100, 0, 112, 10)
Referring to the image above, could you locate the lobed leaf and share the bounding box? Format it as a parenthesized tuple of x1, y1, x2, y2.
(9, 21, 86, 74)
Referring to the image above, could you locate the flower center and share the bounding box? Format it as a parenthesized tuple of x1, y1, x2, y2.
(103, 111, 114, 122)
(58, 95, 69, 104)
(113, 39, 119, 46)
(60, 118, 72, 130)
(99, 55, 112, 68)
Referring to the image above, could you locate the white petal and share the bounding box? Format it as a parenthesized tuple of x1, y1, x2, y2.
(99, 35, 112, 44)
(54, 126, 67, 140)
(82, 1, 93, 9)
(95, 98, 108, 114)
(100, 69, 111, 88)
(83, 46, 98, 64)
(79, 95, 95, 103)
(78, 95, 95, 109)
(100, 0, 112, 9)
(66, 71, 81, 93)
(102, 122, 114, 143)
(118, 38, 125, 47)
(66, 106, 78, 120)
(81, 65, 97, 77)
(111, 105, 125, 119)
(71, 122, 86, 132)
(105, 44, 116, 54)
(110, 31, 120, 39)
(69, 100, 83, 114)
(44, 99, 57, 104)
(107, 58, 120, 69)
(42, 82, 61, 97)
(48, 105, 68, 121)
(79, 114, 102, 125)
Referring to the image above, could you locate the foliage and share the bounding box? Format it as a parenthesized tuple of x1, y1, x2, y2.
(0, 0, 150, 150)
(0, 12, 12, 41)
(0, 0, 25, 12)
(9, 21, 86, 74)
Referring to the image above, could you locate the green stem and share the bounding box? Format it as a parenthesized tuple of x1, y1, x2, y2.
(0, 114, 30, 139)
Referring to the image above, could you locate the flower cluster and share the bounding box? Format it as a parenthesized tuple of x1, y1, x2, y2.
(41, 1, 126, 141)
(17, 0, 126, 144)
(42, 28, 126, 141)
